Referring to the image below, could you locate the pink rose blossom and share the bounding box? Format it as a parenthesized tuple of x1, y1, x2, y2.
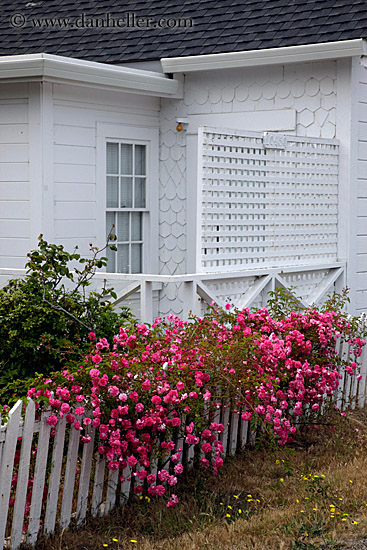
(147, 474, 156, 485)
(174, 464, 183, 475)
(108, 386, 119, 397)
(168, 475, 177, 486)
(154, 485, 166, 496)
(46, 415, 58, 426)
(127, 456, 137, 467)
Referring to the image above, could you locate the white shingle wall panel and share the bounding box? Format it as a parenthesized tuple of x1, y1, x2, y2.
(315, 108, 329, 126)
(158, 99, 187, 315)
(321, 92, 337, 112)
(299, 109, 314, 127)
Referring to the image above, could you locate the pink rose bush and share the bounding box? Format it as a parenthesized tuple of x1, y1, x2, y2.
(27, 305, 365, 507)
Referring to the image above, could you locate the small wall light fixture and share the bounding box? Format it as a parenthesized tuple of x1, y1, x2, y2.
(176, 118, 189, 132)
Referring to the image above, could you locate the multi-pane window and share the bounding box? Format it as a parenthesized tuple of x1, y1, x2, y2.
(105, 142, 147, 273)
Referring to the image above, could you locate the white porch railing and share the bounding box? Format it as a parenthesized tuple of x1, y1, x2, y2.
(0, 261, 347, 322)
(92, 261, 346, 322)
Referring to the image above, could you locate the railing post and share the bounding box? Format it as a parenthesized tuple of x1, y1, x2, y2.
(140, 280, 153, 324)
(182, 281, 197, 320)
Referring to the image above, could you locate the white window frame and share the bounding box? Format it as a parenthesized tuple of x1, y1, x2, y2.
(96, 122, 159, 274)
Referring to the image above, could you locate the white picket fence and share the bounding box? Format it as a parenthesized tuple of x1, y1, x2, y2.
(0, 397, 254, 550)
(0, 341, 366, 549)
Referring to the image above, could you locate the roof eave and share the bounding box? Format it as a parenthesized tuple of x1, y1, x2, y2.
(0, 53, 178, 96)
(161, 39, 367, 73)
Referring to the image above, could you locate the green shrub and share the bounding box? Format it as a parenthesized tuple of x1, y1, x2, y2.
(0, 236, 131, 392)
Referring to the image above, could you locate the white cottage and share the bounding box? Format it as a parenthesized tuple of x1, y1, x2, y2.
(1, 1, 367, 319)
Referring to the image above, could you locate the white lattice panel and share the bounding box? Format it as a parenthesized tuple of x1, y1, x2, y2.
(200, 128, 339, 272)
(204, 277, 257, 305)
(281, 269, 331, 300)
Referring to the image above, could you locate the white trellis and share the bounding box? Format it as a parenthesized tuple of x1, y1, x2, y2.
(198, 127, 339, 272)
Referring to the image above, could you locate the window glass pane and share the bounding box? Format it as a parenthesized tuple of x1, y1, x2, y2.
(135, 145, 146, 176)
(106, 212, 115, 239)
(131, 244, 142, 273)
(134, 177, 146, 208)
(106, 245, 115, 273)
(131, 212, 142, 241)
(121, 144, 133, 175)
(117, 212, 129, 241)
(117, 244, 129, 274)
(106, 143, 119, 174)
(106, 176, 118, 207)
(106, 139, 147, 274)
(120, 177, 132, 208)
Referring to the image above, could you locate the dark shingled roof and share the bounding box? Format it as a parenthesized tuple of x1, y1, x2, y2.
(0, 0, 367, 64)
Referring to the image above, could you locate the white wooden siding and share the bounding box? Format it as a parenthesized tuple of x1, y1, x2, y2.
(54, 144, 95, 165)
(355, 62, 367, 312)
(52, 84, 159, 257)
(0, 87, 29, 268)
(0, 125, 28, 144)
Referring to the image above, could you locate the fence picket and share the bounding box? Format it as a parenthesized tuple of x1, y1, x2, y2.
(44, 416, 67, 535)
(350, 366, 358, 410)
(220, 404, 230, 455)
(186, 442, 195, 466)
(239, 415, 249, 448)
(91, 454, 105, 517)
(228, 410, 239, 456)
(213, 402, 221, 424)
(336, 341, 348, 409)
(105, 467, 119, 515)
(343, 343, 352, 410)
(0, 400, 23, 549)
(149, 456, 158, 479)
(357, 345, 367, 408)
(59, 425, 80, 529)
(11, 399, 35, 550)
(76, 426, 95, 526)
(175, 420, 184, 465)
(120, 465, 131, 501)
(248, 420, 257, 448)
(27, 409, 52, 546)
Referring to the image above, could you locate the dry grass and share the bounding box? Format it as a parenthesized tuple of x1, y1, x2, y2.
(27, 408, 367, 550)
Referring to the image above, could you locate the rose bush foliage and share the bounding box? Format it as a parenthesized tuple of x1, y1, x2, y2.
(25, 303, 365, 508)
